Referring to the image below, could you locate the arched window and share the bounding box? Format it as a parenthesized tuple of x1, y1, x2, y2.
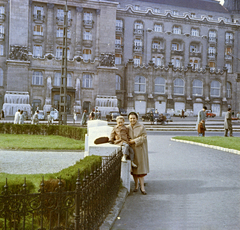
(172, 25, 181, 34)
(32, 71, 43, 85)
(54, 72, 61, 86)
(33, 25, 43, 35)
(83, 49, 91, 60)
(134, 76, 146, 93)
(174, 78, 184, 95)
(210, 80, 220, 97)
(192, 79, 203, 96)
(227, 82, 231, 98)
(82, 74, 92, 88)
(116, 75, 121, 90)
(0, 68, 3, 86)
(154, 77, 165, 94)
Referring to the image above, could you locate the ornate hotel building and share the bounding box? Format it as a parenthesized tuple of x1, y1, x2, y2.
(0, 0, 240, 116)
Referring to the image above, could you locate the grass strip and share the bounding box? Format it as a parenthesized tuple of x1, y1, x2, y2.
(0, 134, 85, 150)
(172, 136, 240, 151)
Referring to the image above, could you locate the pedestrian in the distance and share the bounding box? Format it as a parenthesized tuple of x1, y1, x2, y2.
(127, 112, 149, 195)
(14, 109, 21, 124)
(19, 110, 25, 124)
(150, 111, 154, 124)
(81, 110, 87, 126)
(32, 110, 39, 125)
(197, 120, 205, 137)
(181, 109, 185, 118)
(224, 108, 233, 137)
(89, 108, 95, 120)
(196, 106, 207, 130)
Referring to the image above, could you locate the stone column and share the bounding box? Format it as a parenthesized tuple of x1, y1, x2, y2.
(166, 62, 174, 111)
(95, 9, 101, 58)
(75, 7, 83, 56)
(46, 3, 54, 53)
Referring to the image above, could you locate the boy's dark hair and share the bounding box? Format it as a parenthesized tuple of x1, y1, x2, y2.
(228, 108, 231, 111)
(128, 112, 138, 119)
(203, 106, 207, 110)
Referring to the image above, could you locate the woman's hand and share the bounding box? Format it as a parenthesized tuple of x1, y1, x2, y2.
(129, 140, 135, 145)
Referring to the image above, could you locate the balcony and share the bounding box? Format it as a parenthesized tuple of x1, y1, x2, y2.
(0, 14, 5, 23)
(116, 26, 123, 35)
(208, 37, 217, 43)
(225, 54, 232, 60)
(152, 47, 165, 54)
(83, 20, 94, 29)
(56, 17, 72, 27)
(33, 34, 44, 43)
(0, 33, 5, 41)
(225, 39, 234, 45)
(189, 51, 201, 58)
(82, 39, 92, 47)
(115, 44, 123, 53)
(208, 52, 217, 59)
(33, 14, 45, 23)
(133, 46, 143, 53)
(134, 29, 143, 36)
(171, 50, 184, 56)
(56, 36, 71, 45)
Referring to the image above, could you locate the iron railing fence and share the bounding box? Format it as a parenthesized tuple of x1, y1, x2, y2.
(0, 150, 122, 230)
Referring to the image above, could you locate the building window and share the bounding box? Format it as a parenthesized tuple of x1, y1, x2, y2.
(209, 30, 217, 42)
(83, 30, 92, 40)
(83, 49, 91, 61)
(154, 24, 162, 32)
(34, 6, 43, 19)
(154, 77, 165, 94)
(134, 76, 146, 93)
(0, 45, 3, 55)
(32, 71, 43, 85)
(116, 19, 123, 31)
(115, 54, 122, 65)
(134, 39, 142, 47)
(84, 12, 92, 21)
(54, 72, 61, 86)
(225, 32, 233, 44)
(190, 44, 198, 52)
(210, 80, 220, 97)
(172, 43, 180, 51)
(208, 62, 215, 71)
(67, 73, 72, 87)
(56, 47, 70, 59)
(82, 74, 92, 88)
(172, 10, 179, 16)
(154, 8, 160, 13)
(135, 5, 140, 10)
(208, 15, 213, 20)
(134, 22, 143, 29)
(192, 79, 203, 96)
(191, 28, 199, 36)
(172, 58, 181, 68)
(225, 63, 232, 73)
(57, 9, 71, 21)
(115, 36, 122, 45)
(208, 46, 216, 57)
(152, 56, 162, 66)
(116, 75, 121, 90)
(0, 68, 3, 86)
(0, 6, 5, 15)
(174, 78, 184, 95)
(133, 55, 142, 66)
(33, 25, 43, 35)
(56, 27, 71, 38)
(173, 26, 181, 34)
(152, 41, 161, 49)
(227, 82, 231, 98)
(191, 13, 196, 18)
(33, 45, 42, 57)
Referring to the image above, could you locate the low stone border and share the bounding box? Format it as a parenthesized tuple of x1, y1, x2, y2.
(99, 187, 128, 230)
(171, 138, 240, 156)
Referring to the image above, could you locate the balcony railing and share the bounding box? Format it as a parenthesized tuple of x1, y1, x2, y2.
(115, 44, 123, 51)
(83, 20, 94, 29)
(0, 33, 4, 41)
(152, 48, 164, 54)
(225, 54, 232, 60)
(0, 14, 5, 22)
(134, 29, 143, 35)
(208, 37, 217, 43)
(171, 50, 184, 55)
(116, 26, 123, 33)
(56, 17, 72, 26)
(33, 14, 45, 23)
(133, 46, 143, 52)
(208, 52, 217, 58)
(225, 39, 234, 44)
(189, 51, 201, 58)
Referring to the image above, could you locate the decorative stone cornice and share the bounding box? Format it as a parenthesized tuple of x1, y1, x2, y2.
(47, 3, 54, 9)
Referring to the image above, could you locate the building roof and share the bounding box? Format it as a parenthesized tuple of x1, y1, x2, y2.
(128, 0, 229, 13)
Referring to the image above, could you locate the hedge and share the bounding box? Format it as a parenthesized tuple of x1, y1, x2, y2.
(0, 123, 87, 140)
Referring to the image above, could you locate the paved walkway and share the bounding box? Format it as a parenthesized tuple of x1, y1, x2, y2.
(0, 150, 84, 174)
(112, 134, 240, 230)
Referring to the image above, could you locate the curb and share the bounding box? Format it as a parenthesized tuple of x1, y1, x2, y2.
(99, 187, 128, 230)
(171, 138, 240, 156)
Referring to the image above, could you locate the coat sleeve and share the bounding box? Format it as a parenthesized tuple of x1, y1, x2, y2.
(133, 126, 147, 147)
(109, 128, 116, 142)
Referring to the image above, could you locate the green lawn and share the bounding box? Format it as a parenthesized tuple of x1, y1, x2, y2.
(0, 134, 85, 150)
(172, 136, 240, 151)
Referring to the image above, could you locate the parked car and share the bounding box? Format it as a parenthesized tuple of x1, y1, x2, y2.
(38, 110, 45, 120)
(50, 110, 59, 121)
(119, 108, 127, 116)
(142, 112, 166, 124)
(173, 110, 188, 117)
(162, 113, 173, 122)
(22, 111, 30, 120)
(106, 111, 120, 122)
(206, 110, 216, 118)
